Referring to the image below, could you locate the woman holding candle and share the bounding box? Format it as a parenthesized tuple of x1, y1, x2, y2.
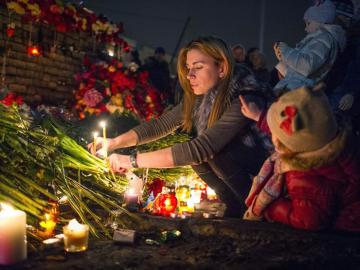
(89, 36, 272, 217)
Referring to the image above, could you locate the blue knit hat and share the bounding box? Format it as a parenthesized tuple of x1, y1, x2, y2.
(304, 0, 336, 23)
(333, 0, 354, 18)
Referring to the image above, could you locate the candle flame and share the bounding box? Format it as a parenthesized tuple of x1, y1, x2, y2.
(0, 202, 14, 212)
(40, 213, 56, 231)
(93, 132, 98, 138)
(99, 121, 106, 128)
(108, 49, 114, 57)
(206, 187, 216, 196)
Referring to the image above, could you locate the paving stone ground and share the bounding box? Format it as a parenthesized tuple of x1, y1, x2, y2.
(2, 214, 360, 270)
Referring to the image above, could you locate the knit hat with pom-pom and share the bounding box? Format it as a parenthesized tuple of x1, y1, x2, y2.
(267, 84, 337, 152)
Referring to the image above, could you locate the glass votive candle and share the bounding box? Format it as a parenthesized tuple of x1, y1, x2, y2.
(63, 219, 89, 252)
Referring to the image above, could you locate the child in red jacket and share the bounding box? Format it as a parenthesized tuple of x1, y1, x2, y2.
(241, 84, 360, 231)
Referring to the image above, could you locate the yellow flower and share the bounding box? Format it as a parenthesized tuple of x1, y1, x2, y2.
(81, 19, 87, 31)
(36, 169, 44, 179)
(112, 93, 123, 107)
(7, 2, 26, 15)
(28, 4, 41, 17)
(66, 3, 76, 13)
(145, 95, 152, 103)
(108, 65, 116, 73)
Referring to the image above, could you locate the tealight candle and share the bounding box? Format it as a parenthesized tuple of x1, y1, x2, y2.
(124, 189, 139, 211)
(0, 203, 27, 265)
(63, 219, 89, 252)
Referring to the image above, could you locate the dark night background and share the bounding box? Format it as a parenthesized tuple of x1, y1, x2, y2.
(82, 0, 312, 68)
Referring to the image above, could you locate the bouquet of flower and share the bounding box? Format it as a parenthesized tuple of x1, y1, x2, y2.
(74, 56, 165, 120)
(1, 0, 125, 47)
(0, 91, 23, 106)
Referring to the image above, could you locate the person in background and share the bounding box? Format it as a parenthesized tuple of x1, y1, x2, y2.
(273, 0, 346, 95)
(249, 51, 271, 84)
(325, 0, 360, 133)
(232, 44, 247, 64)
(89, 36, 271, 217)
(245, 47, 260, 69)
(240, 84, 360, 232)
(143, 46, 172, 104)
(131, 49, 142, 67)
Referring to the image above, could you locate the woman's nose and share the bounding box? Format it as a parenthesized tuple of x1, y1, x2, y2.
(186, 68, 195, 79)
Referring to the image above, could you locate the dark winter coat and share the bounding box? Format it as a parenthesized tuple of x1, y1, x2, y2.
(143, 57, 171, 94)
(326, 21, 360, 113)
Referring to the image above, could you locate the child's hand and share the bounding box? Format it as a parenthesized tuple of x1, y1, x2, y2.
(243, 207, 263, 221)
(339, 94, 354, 111)
(239, 95, 263, 122)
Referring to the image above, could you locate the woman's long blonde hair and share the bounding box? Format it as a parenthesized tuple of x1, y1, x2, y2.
(177, 36, 235, 132)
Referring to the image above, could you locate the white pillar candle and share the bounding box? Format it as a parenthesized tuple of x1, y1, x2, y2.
(63, 219, 89, 252)
(0, 203, 27, 265)
(99, 121, 107, 158)
(92, 132, 98, 155)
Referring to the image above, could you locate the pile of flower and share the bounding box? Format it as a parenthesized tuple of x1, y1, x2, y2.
(74, 56, 165, 120)
(1, 0, 126, 47)
(0, 91, 23, 106)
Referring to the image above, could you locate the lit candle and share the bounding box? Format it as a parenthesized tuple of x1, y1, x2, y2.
(126, 171, 144, 196)
(124, 188, 139, 211)
(92, 132, 98, 155)
(38, 213, 56, 239)
(99, 121, 107, 158)
(63, 219, 89, 253)
(206, 187, 217, 201)
(0, 203, 27, 265)
(190, 189, 202, 204)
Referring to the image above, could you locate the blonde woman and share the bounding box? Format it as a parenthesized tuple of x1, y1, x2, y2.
(90, 36, 271, 216)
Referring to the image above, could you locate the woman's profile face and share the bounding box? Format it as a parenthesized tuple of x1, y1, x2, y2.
(186, 49, 224, 95)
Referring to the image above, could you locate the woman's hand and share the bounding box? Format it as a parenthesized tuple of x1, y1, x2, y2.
(87, 137, 117, 157)
(239, 95, 263, 122)
(108, 153, 131, 173)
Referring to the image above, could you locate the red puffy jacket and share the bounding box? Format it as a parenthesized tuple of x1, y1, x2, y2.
(257, 111, 360, 231)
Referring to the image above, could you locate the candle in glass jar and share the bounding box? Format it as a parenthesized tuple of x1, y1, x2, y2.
(0, 203, 27, 265)
(124, 189, 139, 211)
(63, 219, 89, 252)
